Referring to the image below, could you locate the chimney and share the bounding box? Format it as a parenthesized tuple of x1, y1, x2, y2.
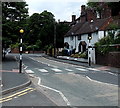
(81, 5, 86, 13)
(72, 15, 76, 22)
(80, 5, 87, 23)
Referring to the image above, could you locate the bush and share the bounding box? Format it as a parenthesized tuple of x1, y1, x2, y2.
(70, 52, 88, 58)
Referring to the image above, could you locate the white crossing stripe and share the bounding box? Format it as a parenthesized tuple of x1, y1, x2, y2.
(38, 69, 48, 73)
(51, 68, 62, 72)
(25, 70, 34, 74)
(87, 68, 100, 71)
(65, 69, 73, 72)
(55, 73, 62, 75)
(76, 68, 87, 71)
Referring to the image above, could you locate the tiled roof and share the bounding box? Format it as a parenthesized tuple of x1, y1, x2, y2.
(65, 22, 84, 36)
(65, 17, 120, 37)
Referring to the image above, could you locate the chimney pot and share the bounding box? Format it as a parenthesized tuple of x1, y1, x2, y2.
(72, 15, 76, 22)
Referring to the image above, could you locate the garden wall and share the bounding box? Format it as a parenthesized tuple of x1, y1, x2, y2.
(96, 52, 120, 68)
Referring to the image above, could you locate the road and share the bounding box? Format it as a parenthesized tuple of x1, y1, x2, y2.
(22, 54, 118, 106)
(1, 54, 57, 107)
(2, 54, 119, 107)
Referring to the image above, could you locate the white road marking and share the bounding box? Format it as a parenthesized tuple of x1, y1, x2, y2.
(55, 73, 62, 75)
(86, 76, 118, 87)
(24, 66, 28, 70)
(38, 69, 48, 73)
(76, 68, 87, 71)
(68, 72, 75, 75)
(108, 72, 117, 76)
(25, 70, 34, 74)
(37, 77, 71, 106)
(51, 68, 62, 72)
(47, 64, 50, 66)
(67, 57, 70, 59)
(87, 68, 100, 71)
(74, 58, 77, 60)
(65, 69, 73, 72)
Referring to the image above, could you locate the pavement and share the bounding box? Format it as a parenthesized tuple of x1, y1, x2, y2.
(1, 53, 120, 96)
(1, 55, 31, 96)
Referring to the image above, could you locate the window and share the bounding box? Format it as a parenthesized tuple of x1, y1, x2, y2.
(104, 31, 106, 37)
(88, 33, 91, 37)
(70, 36, 73, 40)
(78, 35, 81, 40)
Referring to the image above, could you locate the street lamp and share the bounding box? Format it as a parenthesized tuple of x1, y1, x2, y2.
(88, 35, 92, 66)
(19, 29, 24, 73)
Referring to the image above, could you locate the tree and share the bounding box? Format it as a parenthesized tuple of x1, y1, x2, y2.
(107, 2, 120, 16)
(2, 2, 29, 48)
(87, 2, 120, 17)
(25, 10, 55, 50)
(56, 23, 70, 48)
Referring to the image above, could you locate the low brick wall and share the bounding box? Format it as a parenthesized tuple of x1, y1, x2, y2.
(11, 48, 45, 54)
(96, 52, 120, 68)
(11, 48, 19, 53)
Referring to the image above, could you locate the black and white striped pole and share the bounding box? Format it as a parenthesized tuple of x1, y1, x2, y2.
(88, 35, 92, 66)
(19, 29, 24, 73)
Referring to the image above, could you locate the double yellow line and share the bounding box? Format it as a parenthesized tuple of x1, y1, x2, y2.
(0, 87, 36, 103)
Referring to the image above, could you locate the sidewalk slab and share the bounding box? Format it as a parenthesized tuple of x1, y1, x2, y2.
(1, 72, 31, 95)
(57, 56, 88, 63)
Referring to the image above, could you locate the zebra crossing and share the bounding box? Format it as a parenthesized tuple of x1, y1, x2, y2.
(25, 67, 100, 75)
(38, 69, 48, 73)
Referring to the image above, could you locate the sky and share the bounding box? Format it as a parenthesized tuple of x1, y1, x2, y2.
(25, 0, 88, 22)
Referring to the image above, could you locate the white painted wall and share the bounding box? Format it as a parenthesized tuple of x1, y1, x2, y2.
(64, 29, 120, 64)
(98, 31, 105, 39)
(64, 31, 101, 52)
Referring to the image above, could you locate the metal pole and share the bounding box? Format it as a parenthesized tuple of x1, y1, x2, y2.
(19, 35, 22, 73)
(54, 23, 56, 58)
(88, 39, 91, 66)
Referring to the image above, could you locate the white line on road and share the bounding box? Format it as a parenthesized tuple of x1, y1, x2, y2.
(38, 69, 48, 73)
(55, 73, 62, 75)
(37, 77, 71, 106)
(86, 76, 118, 87)
(25, 70, 34, 74)
(108, 72, 117, 76)
(87, 68, 100, 71)
(51, 68, 62, 72)
(76, 68, 87, 71)
(65, 69, 73, 72)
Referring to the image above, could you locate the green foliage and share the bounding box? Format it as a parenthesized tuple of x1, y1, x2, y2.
(95, 30, 120, 54)
(56, 23, 70, 48)
(70, 52, 87, 58)
(25, 10, 55, 49)
(2, 3, 70, 52)
(87, 2, 120, 17)
(107, 2, 120, 16)
(2, 2, 29, 48)
(10, 43, 20, 49)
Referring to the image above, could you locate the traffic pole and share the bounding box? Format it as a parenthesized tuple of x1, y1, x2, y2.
(19, 29, 24, 73)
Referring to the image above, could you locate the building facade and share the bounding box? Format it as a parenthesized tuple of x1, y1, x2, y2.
(64, 4, 120, 53)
